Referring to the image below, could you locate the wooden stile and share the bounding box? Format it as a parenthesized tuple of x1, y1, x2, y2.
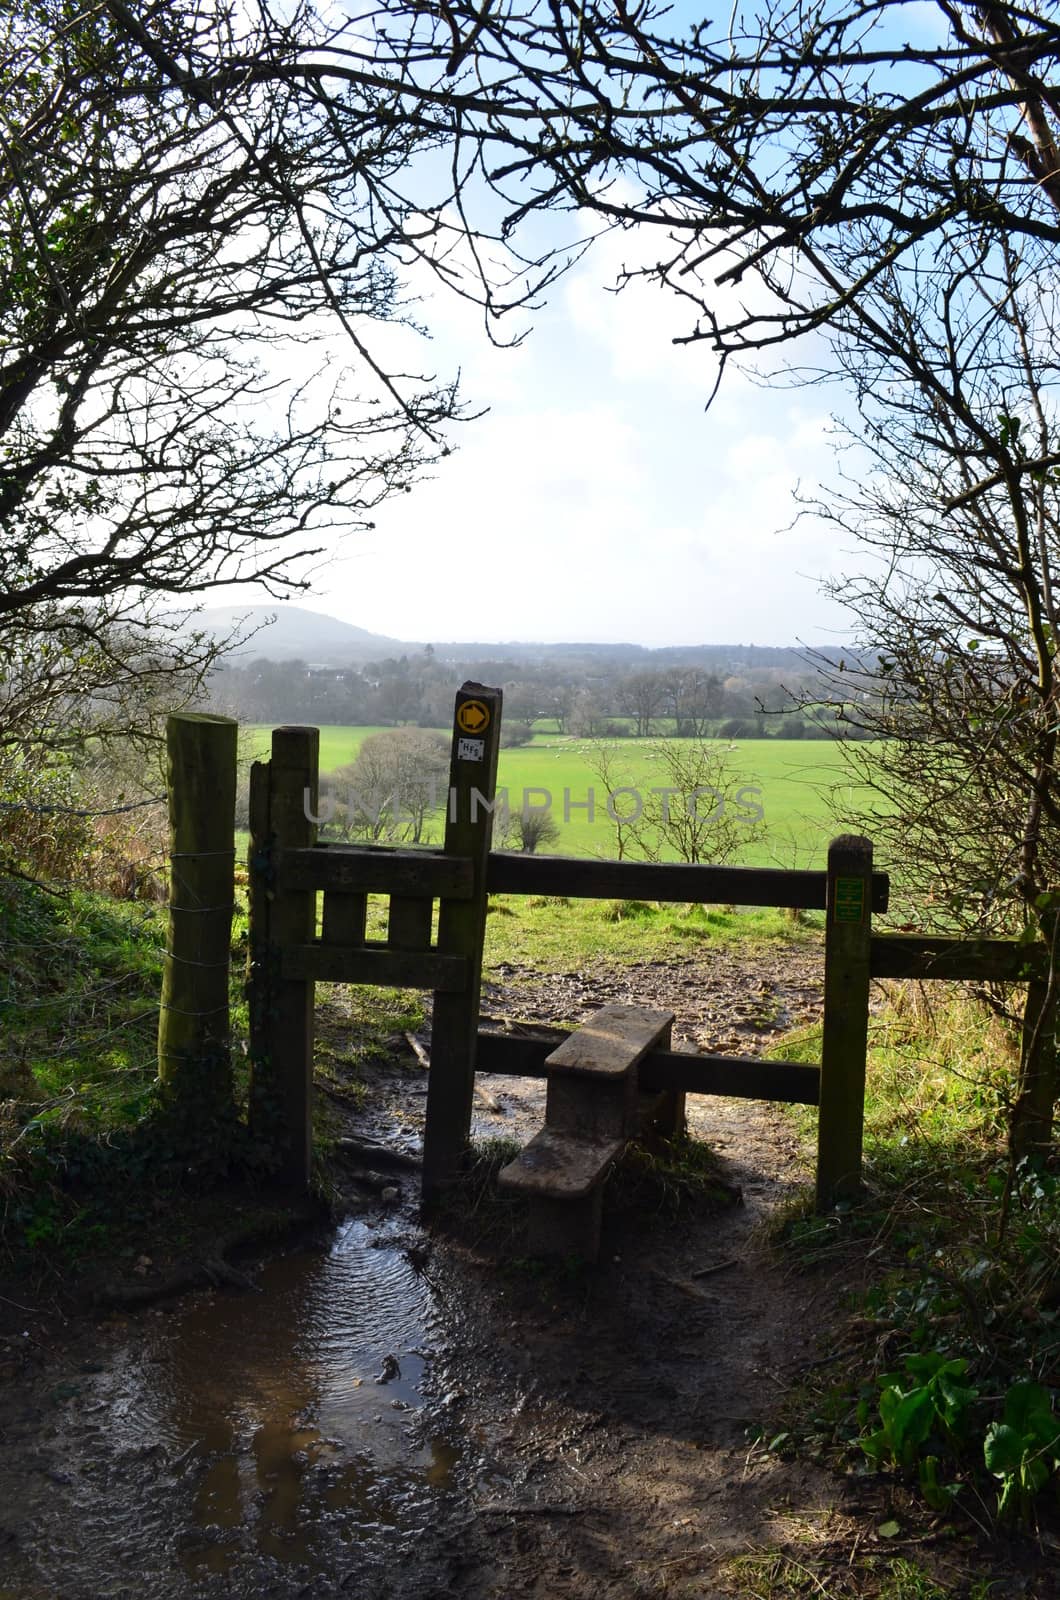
(499, 1004, 675, 1258)
(178, 695, 1060, 1234)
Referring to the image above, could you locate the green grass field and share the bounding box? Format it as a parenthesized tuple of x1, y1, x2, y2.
(493, 736, 872, 867)
(245, 725, 876, 867)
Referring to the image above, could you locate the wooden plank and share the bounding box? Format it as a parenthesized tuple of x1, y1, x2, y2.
(486, 852, 890, 912)
(277, 845, 473, 899)
(322, 889, 367, 947)
(282, 944, 467, 991)
(545, 1004, 675, 1080)
(473, 1031, 821, 1105)
(642, 1051, 819, 1106)
(388, 894, 434, 951)
(870, 934, 1046, 982)
(422, 683, 504, 1202)
(817, 835, 872, 1211)
(246, 759, 272, 1107)
(497, 1128, 625, 1200)
(547, 1074, 633, 1140)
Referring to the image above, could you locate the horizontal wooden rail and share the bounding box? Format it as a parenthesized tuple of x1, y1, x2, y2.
(870, 934, 1047, 982)
(282, 944, 468, 991)
(485, 851, 889, 912)
(276, 844, 474, 898)
(474, 1030, 820, 1105)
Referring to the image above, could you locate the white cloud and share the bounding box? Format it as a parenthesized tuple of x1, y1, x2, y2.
(215, 199, 867, 646)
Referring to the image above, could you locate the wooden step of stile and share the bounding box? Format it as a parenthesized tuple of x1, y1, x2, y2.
(545, 1003, 675, 1141)
(497, 1005, 675, 1260)
(545, 1004, 676, 1079)
(497, 1126, 625, 1200)
(497, 1128, 623, 1261)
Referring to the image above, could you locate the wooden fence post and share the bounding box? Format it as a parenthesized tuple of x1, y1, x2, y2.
(816, 834, 873, 1211)
(1013, 975, 1057, 1160)
(422, 682, 503, 1204)
(247, 725, 319, 1189)
(158, 713, 238, 1118)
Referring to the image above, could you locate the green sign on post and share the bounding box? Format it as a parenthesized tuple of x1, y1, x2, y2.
(834, 875, 866, 924)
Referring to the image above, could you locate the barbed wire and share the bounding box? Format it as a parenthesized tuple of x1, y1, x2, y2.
(0, 795, 166, 817)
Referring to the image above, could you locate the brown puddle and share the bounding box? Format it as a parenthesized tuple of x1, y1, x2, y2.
(4, 1218, 468, 1596)
(158, 1218, 455, 1575)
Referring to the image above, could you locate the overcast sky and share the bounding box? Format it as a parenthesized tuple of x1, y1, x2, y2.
(267, 215, 869, 650)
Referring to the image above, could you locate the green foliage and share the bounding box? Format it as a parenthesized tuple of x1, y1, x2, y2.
(859, 1352, 976, 1506)
(723, 1550, 957, 1599)
(773, 982, 1060, 1532)
(0, 750, 98, 885)
(858, 1357, 1060, 1528)
(983, 1381, 1060, 1525)
(610, 1133, 733, 1218)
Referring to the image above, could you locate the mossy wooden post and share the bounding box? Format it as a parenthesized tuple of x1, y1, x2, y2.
(247, 725, 319, 1190)
(422, 682, 503, 1205)
(158, 713, 238, 1118)
(1013, 975, 1057, 1159)
(816, 834, 873, 1211)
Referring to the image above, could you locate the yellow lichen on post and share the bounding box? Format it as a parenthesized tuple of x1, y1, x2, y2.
(158, 712, 238, 1117)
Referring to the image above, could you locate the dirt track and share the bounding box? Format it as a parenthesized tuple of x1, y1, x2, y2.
(0, 947, 1049, 1599)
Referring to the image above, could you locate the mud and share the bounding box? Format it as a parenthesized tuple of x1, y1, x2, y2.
(0, 947, 1046, 1599)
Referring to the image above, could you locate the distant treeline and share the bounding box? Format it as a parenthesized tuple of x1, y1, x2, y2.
(206, 646, 874, 740)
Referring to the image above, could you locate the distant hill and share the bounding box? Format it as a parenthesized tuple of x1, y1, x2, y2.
(182, 604, 837, 673)
(183, 606, 403, 664)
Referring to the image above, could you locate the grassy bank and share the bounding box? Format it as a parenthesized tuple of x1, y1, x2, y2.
(0, 875, 257, 1267)
(769, 986, 1060, 1537)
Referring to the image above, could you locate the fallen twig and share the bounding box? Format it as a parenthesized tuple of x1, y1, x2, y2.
(690, 1257, 739, 1279)
(403, 1031, 430, 1068)
(476, 1502, 589, 1517)
(649, 1267, 717, 1303)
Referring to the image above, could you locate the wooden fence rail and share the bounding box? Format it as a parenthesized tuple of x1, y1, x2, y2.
(869, 935, 1048, 982)
(485, 851, 889, 911)
(474, 1031, 822, 1105)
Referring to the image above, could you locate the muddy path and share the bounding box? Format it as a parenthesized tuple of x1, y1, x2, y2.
(0, 946, 1033, 1599)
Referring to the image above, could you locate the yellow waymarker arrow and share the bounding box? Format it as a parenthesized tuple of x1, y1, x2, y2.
(457, 700, 490, 734)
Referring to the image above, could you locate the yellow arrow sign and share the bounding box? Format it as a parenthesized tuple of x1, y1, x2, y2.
(457, 699, 490, 734)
